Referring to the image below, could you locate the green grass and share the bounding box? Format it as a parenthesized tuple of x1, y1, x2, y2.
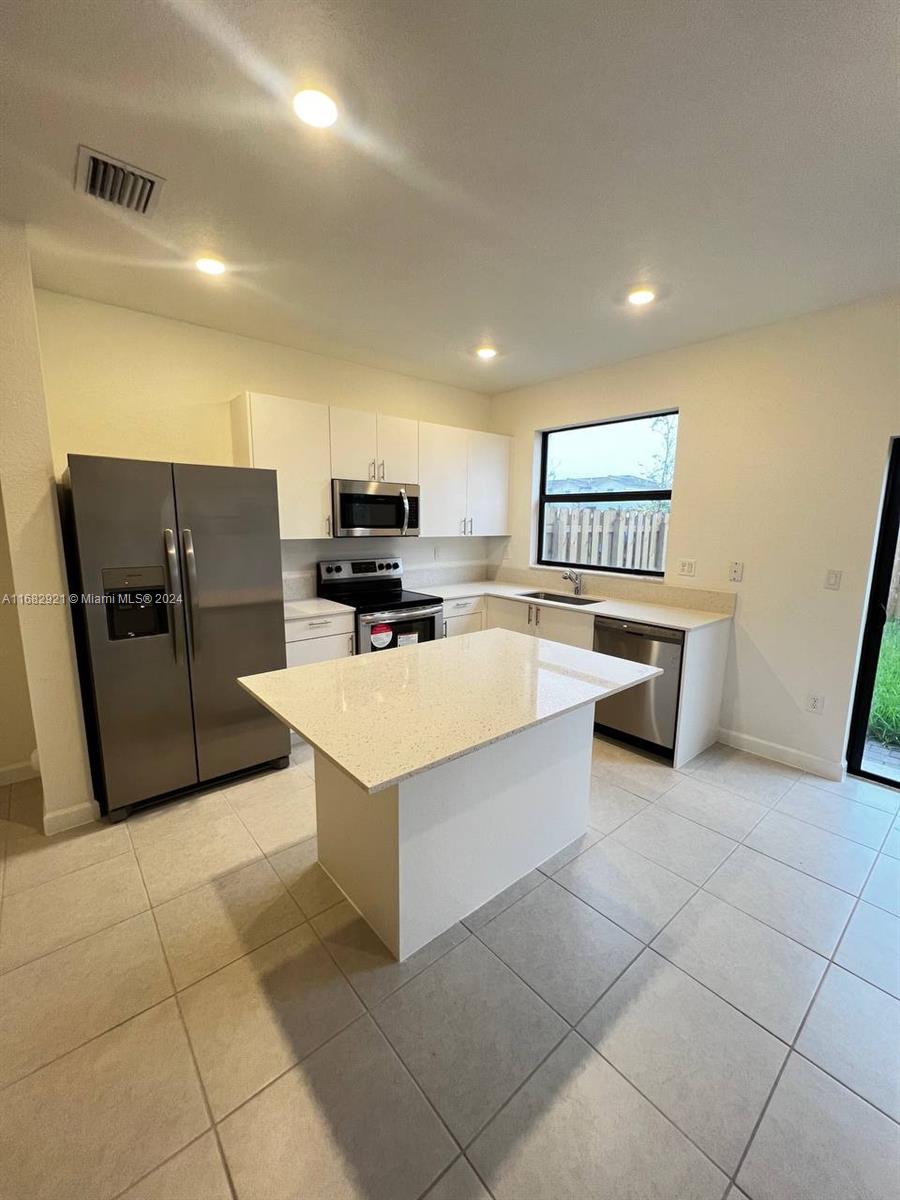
(870, 619, 900, 747)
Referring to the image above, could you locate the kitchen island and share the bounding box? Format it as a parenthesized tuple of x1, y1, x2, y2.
(240, 628, 660, 959)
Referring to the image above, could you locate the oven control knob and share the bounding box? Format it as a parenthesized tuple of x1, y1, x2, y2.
(334, 565, 343, 573)
(392, 562, 399, 569)
(325, 565, 333, 573)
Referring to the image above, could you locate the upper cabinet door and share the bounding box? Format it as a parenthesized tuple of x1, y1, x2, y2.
(466, 430, 511, 536)
(377, 413, 418, 483)
(329, 406, 378, 481)
(418, 421, 469, 536)
(235, 393, 332, 539)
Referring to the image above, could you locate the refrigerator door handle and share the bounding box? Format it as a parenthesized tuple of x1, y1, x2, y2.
(181, 527, 200, 657)
(163, 528, 184, 663)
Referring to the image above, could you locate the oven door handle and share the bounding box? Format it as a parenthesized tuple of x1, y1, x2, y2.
(400, 487, 410, 535)
(359, 604, 443, 625)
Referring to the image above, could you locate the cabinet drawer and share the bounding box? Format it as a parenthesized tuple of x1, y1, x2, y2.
(285, 613, 355, 643)
(442, 595, 484, 618)
(286, 631, 355, 666)
(444, 612, 483, 638)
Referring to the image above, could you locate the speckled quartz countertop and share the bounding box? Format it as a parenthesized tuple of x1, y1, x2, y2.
(429, 581, 730, 631)
(240, 627, 661, 793)
(284, 598, 354, 620)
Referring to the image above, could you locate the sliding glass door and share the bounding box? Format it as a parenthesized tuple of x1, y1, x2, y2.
(848, 439, 900, 787)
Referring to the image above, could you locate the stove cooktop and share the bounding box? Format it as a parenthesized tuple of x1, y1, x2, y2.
(316, 557, 440, 614)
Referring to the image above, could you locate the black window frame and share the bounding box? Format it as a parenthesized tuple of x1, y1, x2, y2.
(537, 410, 678, 578)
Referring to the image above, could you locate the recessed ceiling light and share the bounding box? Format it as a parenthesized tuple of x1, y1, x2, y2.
(627, 286, 656, 307)
(293, 89, 339, 128)
(195, 257, 226, 275)
(476, 346, 498, 360)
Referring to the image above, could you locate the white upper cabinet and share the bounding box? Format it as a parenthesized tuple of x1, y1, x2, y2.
(329, 407, 377, 481)
(231, 393, 332, 539)
(419, 422, 511, 537)
(377, 413, 419, 483)
(467, 430, 511, 536)
(418, 422, 470, 536)
(330, 408, 419, 483)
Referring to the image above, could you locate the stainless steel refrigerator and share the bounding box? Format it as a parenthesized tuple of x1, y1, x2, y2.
(61, 454, 290, 820)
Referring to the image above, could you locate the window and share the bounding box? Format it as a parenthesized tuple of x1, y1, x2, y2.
(537, 411, 678, 576)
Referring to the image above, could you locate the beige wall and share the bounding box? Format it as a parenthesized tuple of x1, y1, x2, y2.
(34, 291, 490, 476)
(491, 294, 900, 775)
(0, 487, 36, 775)
(0, 223, 94, 830)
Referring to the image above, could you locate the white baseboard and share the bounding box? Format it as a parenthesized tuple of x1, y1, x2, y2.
(717, 728, 844, 781)
(0, 760, 40, 786)
(43, 799, 101, 836)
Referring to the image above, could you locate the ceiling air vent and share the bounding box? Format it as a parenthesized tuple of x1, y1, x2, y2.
(74, 146, 164, 215)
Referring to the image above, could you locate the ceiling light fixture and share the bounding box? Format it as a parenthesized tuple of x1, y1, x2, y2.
(476, 346, 498, 360)
(627, 286, 656, 307)
(293, 89, 339, 128)
(195, 257, 226, 275)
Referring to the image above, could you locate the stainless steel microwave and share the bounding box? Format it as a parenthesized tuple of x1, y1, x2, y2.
(331, 479, 420, 537)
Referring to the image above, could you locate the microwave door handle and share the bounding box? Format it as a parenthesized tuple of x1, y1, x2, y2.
(400, 487, 410, 535)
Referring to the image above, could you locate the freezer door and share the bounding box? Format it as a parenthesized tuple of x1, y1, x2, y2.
(173, 463, 289, 779)
(65, 455, 198, 811)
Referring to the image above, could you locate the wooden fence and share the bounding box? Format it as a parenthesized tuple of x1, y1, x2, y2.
(542, 506, 669, 573)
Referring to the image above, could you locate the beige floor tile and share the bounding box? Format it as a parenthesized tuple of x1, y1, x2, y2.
(228, 775, 316, 855)
(589, 776, 649, 834)
(7, 777, 43, 837)
(268, 835, 343, 917)
(591, 738, 684, 801)
(154, 858, 304, 989)
(746, 811, 876, 894)
(461, 869, 544, 932)
(0, 999, 209, 1200)
(127, 791, 233, 851)
(738, 1053, 900, 1200)
(611, 804, 736, 885)
(658, 775, 768, 840)
(313, 899, 468, 1008)
(580, 950, 787, 1171)
(117, 1132, 231, 1200)
(800, 772, 900, 814)
(0, 853, 148, 973)
(688, 743, 799, 805)
(0, 911, 171, 1090)
(134, 812, 261, 906)
(835, 900, 900, 998)
(423, 1158, 491, 1200)
(778, 781, 893, 849)
(537, 828, 603, 875)
(862, 854, 900, 915)
(468, 1032, 727, 1200)
(222, 762, 312, 807)
(219, 1016, 455, 1200)
(3, 822, 130, 895)
(179, 923, 363, 1117)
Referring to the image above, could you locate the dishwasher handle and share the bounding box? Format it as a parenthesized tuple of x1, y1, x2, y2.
(593, 615, 684, 645)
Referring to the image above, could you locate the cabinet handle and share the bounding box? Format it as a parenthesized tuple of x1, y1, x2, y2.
(326, 515, 331, 536)
(443, 620, 448, 637)
(348, 634, 354, 655)
(453, 601, 469, 608)
(468, 517, 474, 535)
(308, 619, 331, 628)
(535, 606, 541, 627)
(369, 459, 376, 480)
(527, 605, 533, 625)
(379, 460, 385, 481)
(460, 517, 466, 534)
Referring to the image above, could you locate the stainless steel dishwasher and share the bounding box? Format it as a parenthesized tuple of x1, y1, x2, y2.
(593, 616, 684, 752)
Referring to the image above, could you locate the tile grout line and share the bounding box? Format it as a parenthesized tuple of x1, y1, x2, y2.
(723, 809, 899, 1192)
(1, 843, 135, 902)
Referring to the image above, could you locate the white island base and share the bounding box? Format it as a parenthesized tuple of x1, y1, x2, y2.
(315, 704, 594, 960)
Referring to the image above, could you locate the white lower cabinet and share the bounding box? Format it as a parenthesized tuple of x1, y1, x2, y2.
(287, 632, 355, 667)
(444, 612, 484, 638)
(486, 595, 593, 648)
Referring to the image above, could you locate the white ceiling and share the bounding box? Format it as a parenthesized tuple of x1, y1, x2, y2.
(2, 0, 897, 392)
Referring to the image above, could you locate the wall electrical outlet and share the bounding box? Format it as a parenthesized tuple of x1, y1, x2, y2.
(433, 545, 441, 562)
(678, 559, 696, 577)
(806, 693, 825, 714)
(824, 569, 842, 591)
(729, 560, 744, 583)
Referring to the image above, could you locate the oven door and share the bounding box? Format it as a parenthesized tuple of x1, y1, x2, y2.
(332, 480, 420, 537)
(358, 604, 444, 653)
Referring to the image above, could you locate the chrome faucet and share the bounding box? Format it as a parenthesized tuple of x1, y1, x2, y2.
(561, 569, 583, 596)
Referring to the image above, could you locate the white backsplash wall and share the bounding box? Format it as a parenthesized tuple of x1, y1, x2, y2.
(281, 537, 508, 600)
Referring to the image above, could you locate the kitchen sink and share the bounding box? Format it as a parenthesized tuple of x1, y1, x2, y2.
(522, 591, 600, 606)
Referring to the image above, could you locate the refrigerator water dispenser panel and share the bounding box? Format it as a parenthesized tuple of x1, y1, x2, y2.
(101, 566, 169, 641)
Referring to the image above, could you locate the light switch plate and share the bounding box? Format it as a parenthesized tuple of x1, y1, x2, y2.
(824, 569, 842, 591)
(678, 559, 696, 577)
(806, 693, 825, 714)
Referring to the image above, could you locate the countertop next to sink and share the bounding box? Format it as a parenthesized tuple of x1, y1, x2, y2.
(430, 580, 731, 632)
(284, 598, 354, 620)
